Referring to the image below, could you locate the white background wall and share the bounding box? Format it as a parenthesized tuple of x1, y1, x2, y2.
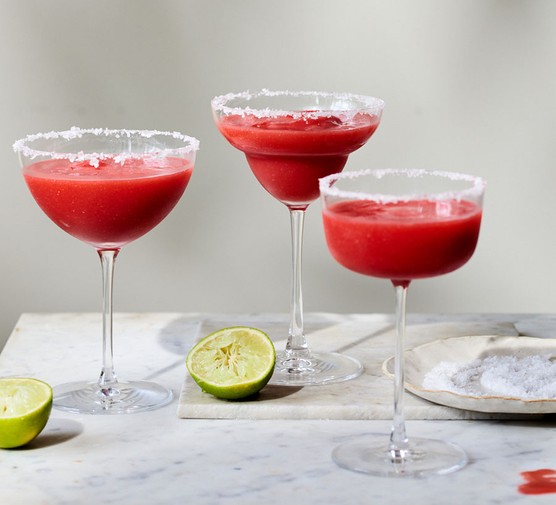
(1, 0, 555, 351)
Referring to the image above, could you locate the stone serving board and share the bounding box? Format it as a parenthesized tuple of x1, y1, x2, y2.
(178, 313, 527, 420)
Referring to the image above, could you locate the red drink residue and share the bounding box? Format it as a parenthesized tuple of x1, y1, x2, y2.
(519, 469, 556, 495)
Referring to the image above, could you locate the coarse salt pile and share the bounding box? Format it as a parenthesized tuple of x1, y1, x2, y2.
(422, 354, 556, 399)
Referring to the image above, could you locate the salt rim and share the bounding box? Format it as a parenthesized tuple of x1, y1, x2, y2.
(13, 127, 200, 168)
(319, 168, 486, 204)
(211, 89, 385, 119)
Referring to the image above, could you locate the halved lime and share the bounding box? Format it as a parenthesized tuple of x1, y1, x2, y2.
(186, 327, 276, 400)
(0, 377, 53, 449)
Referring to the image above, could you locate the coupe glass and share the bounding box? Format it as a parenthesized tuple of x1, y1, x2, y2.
(14, 127, 200, 414)
(320, 168, 486, 476)
(212, 90, 384, 385)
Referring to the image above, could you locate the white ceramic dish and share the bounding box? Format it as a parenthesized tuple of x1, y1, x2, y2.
(382, 335, 556, 414)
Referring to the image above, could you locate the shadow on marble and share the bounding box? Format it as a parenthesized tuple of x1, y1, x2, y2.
(515, 316, 556, 339)
(142, 357, 188, 382)
(155, 312, 346, 362)
(247, 384, 303, 401)
(20, 418, 83, 450)
(499, 415, 556, 428)
(151, 314, 343, 391)
(191, 313, 337, 347)
(334, 323, 395, 354)
(137, 316, 203, 382)
(157, 316, 203, 356)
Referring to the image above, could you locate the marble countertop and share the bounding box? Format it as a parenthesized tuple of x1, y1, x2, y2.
(2, 312, 556, 504)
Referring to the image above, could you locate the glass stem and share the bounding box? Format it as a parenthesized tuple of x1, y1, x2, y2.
(285, 209, 310, 359)
(97, 249, 120, 395)
(389, 282, 410, 460)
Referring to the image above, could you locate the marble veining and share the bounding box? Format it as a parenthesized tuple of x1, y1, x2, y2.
(1, 312, 556, 505)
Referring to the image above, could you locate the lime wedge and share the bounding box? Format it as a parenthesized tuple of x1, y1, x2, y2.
(0, 378, 53, 449)
(186, 327, 276, 400)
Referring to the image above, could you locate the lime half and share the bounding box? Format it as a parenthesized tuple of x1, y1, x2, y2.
(186, 327, 276, 400)
(0, 378, 53, 449)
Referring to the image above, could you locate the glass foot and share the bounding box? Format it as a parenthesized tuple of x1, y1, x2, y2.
(332, 434, 467, 477)
(53, 380, 174, 415)
(269, 351, 363, 386)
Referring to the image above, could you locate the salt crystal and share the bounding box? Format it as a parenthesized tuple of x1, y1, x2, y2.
(13, 127, 200, 166)
(319, 169, 486, 204)
(211, 89, 385, 120)
(423, 354, 556, 399)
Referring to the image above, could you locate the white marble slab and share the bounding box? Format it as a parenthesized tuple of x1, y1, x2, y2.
(2, 313, 556, 505)
(178, 313, 521, 420)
